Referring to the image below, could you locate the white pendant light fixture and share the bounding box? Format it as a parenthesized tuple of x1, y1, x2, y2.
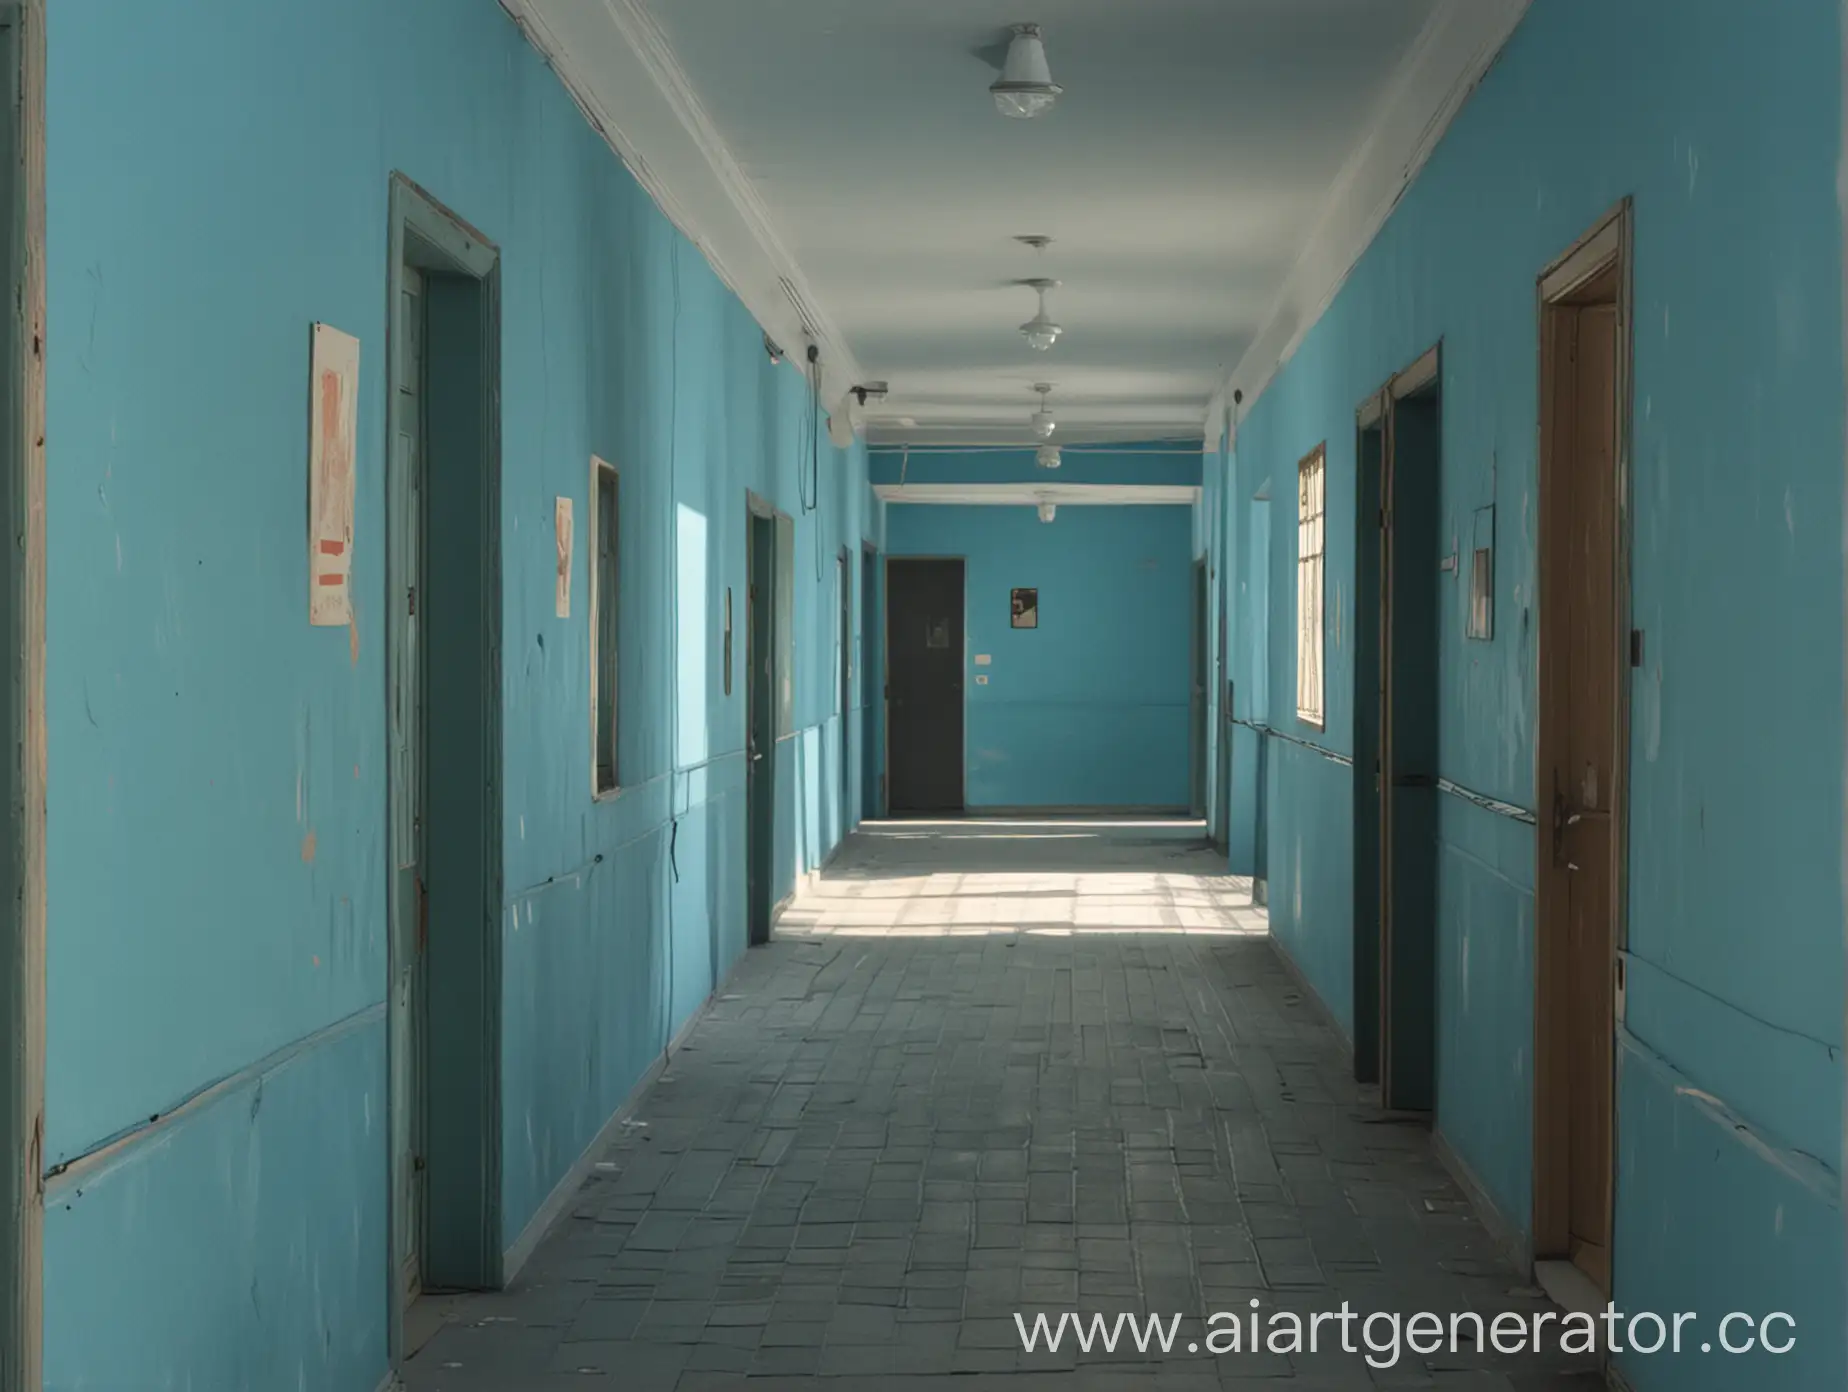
(1014, 236, 1062, 351)
(1019, 279, 1062, 351)
(1036, 443, 1062, 469)
(1030, 383, 1057, 440)
(991, 23, 1063, 119)
(1037, 498, 1058, 523)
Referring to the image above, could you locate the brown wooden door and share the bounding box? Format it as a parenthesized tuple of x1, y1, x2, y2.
(1558, 299, 1618, 1291)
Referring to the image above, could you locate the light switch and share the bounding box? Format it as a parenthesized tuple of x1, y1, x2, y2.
(974, 654, 992, 666)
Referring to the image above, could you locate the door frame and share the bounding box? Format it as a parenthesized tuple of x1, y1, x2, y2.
(1354, 343, 1441, 1105)
(882, 555, 968, 815)
(1531, 198, 1633, 1276)
(0, 6, 43, 1388)
(836, 545, 852, 838)
(384, 173, 505, 1359)
(1215, 589, 1232, 850)
(1190, 556, 1209, 818)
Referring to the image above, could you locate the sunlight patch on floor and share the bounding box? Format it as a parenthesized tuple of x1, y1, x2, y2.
(778, 822, 1268, 940)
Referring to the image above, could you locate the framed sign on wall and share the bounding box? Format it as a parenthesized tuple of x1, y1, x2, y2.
(1011, 588, 1038, 629)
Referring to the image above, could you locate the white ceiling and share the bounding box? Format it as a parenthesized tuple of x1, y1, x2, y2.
(502, 0, 1529, 446)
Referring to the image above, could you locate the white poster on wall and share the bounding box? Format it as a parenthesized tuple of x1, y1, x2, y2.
(308, 323, 360, 626)
(555, 497, 574, 618)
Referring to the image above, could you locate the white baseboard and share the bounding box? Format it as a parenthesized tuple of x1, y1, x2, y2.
(1266, 935, 1354, 1062)
(1534, 1259, 1604, 1318)
(505, 821, 861, 1281)
(1431, 1125, 1533, 1279)
(500, 954, 741, 1284)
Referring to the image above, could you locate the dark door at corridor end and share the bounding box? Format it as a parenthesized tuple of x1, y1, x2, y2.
(886, 558, 965, 813)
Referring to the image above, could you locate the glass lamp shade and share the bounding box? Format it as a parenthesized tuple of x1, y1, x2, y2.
(1020, 313, 1062, 351)
(1037, 500, 1057, 523)
(994, 87, 1059, 119)
(1036, 444, 1062, 469)
(991, 26, 1062, 119)
(1031, 410, 1056, 440)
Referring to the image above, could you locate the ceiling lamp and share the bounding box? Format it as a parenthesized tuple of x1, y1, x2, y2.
(1030, 383, 1056, 440)
(1036, 443, 1061, 469)
(1037, 498, 1058, 523)
(991, 23, 1063, 119)
(1019, 279, 1062, 351)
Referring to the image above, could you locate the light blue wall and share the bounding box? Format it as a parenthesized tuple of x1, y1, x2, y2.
(886, 503, 1194, 811)
(1211, 2, 1843, 1387)
(42, 1, 878, 1385)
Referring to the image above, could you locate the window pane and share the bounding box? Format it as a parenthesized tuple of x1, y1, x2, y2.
(595, 466, 619, 791)
(1296, 447, 1326, 726)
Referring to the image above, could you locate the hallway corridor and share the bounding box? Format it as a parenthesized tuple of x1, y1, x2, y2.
(403, 822, 1598, 1391)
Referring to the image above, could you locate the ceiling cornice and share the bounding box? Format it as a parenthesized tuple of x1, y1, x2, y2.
(500, 0, 867, 422)
(864, 423, 1207, 449)
(875, 484, 1200, 507)
(1203, 0, 1531, 449)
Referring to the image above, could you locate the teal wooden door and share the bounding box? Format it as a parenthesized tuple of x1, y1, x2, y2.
(389, 263, 428, 1303)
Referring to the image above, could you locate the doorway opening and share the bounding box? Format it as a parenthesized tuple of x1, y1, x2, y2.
(1533, 201, 1632, 1299)
(886, 557, 966, 814)
(1352, 404, 1386, 1086)
(1190, 557, 1209, 819)
(744, 499, 783, 946)
(1353, 346, 1442, 1111)
(859, 546, 881, 820)
(837, 547, 852, 841)
(0, 7, 42, 1387)
(386, 175, 504, 1360)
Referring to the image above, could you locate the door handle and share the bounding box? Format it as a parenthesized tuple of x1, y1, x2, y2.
(1551, 783, 1610, 869)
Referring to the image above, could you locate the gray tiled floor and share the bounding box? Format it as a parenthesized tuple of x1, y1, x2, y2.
(403, 820, 1600, 1390)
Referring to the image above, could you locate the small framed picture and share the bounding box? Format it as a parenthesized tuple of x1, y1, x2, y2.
(1011, 588, 1039, 629)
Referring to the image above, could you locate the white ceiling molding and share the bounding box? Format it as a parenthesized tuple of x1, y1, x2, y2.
(864, 423, 1207, 449)
(875, 484, 1200, 507)
(500, 0, 868, 427)
(1203, 0, 1531, 441)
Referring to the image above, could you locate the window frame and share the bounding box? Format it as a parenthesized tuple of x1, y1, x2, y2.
(590, 455, 621, 796)
(1295, 442, 1327, 730)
